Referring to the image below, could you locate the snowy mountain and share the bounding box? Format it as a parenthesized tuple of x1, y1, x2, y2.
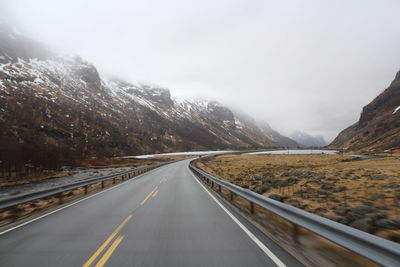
(289, 131, 327, 148)
(0, 24, 294, 169)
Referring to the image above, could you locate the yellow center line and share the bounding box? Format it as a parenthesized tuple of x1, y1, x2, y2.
(95, 235, 125, 267)
(140, 186, 158, 206)
(152, 189, 159, 198)
(83, 215, 132, 267)
(84, 184, 160, 266)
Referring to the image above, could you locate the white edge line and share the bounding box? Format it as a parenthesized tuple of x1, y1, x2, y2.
(0, 168, 158, 236)
(187, 165, 286, 267)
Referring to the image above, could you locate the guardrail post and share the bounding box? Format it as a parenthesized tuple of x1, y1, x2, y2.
(250, 201, 255, 214)
(10, 206, 21, 220)
(113, 178, 116, 184)
(58, 193, 64, 204)
(101, 181, 105, 189)
(84, 185, 88, 194)
(122, 175, 125, 181)
(211, 181, 214, 188)
(292, 223, 300, 244)
(230, 191, 234, 201)
(218, 185, 221, 193)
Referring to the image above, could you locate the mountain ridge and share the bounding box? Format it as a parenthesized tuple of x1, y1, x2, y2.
(0, 24, 295, 170)
(330, 69, 400, 152)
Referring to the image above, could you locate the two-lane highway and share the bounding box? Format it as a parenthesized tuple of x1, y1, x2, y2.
(0, 159, 302, 266)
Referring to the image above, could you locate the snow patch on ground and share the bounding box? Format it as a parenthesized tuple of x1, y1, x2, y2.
(123, 150, 235, 159)
(393, 106, 400, 114)
(234, 118, 243, 129)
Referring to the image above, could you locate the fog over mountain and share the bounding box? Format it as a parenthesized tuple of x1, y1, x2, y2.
(2, 0, 400, 141)
(289, 131, 327, 148)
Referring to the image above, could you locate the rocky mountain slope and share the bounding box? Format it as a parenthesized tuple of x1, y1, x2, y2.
(330, 70, 400, 152)
(258, 123, 299, 148)
(290, 131, 327, 148)
(0, 23, 294, 170)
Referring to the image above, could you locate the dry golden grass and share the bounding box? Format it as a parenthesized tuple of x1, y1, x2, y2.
(196, 153, 400, 241)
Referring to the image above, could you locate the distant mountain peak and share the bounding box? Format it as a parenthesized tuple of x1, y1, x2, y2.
(289, 131, 327, 148)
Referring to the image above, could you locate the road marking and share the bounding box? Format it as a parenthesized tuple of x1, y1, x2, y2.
(0, 167, 159, 236)
(83, 215, 132, 267)
(188, 166, 286, 267)
(159, 177, 167, 183)
(140, 186, 158, 206)
(152, 189, 159, 198)
(95, 235, 124, 267)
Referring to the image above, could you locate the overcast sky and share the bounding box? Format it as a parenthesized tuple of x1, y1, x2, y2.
(2, 0, 400, 141)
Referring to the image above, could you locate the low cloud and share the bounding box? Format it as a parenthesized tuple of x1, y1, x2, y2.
(3, 0, 400, 141)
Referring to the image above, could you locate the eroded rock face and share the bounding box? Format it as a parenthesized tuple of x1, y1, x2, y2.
(358, 70, 400, 129)
(75, 63, 102, 88)
(330, 69, 400, 152)
(142, 86, 174, 107)
(207, 101, 235, 122)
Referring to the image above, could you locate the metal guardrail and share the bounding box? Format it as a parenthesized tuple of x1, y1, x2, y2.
(189, 162, 400, 266)
(0, 161, 173, 210)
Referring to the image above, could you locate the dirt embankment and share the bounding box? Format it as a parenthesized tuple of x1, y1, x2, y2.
(195, 153, 400, 242)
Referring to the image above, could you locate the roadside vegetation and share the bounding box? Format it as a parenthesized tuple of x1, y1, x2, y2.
(0, 157, 166, 187)
(195, 153, 400, 242)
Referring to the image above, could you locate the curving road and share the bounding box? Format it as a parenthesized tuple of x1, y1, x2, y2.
(0, 159, 302, 267)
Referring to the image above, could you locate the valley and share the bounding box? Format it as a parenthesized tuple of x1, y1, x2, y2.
(1, 2, 400, 266)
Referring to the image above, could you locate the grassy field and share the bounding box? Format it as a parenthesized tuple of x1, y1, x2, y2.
(195, 153, 400, 242)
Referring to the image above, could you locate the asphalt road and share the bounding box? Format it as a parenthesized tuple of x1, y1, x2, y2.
(0, 159, 303, 267)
